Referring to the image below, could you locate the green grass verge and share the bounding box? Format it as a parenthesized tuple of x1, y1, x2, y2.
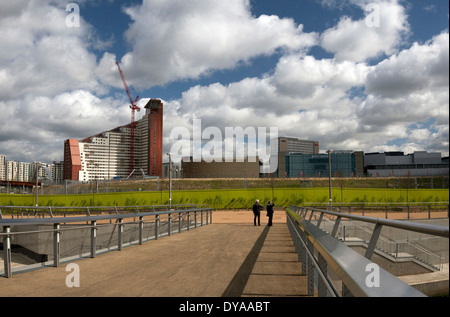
(1, 187, 448, 209)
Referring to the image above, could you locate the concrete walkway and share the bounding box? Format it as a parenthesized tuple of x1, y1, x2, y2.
(242, 225, 310, 297)
(0, 220, 308, 297)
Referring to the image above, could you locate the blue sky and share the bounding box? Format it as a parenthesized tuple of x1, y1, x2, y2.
(0, 0, 448, 164)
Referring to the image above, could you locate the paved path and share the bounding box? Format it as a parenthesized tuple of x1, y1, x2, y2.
(0, 216, 309, 297)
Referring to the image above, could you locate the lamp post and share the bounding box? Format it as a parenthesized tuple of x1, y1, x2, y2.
(327, 150, 333, 209)
(35, 163, 43, 207)
(35, 166, 39, 206)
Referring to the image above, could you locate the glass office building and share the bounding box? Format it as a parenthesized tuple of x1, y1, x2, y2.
(286, 152, 358, 178)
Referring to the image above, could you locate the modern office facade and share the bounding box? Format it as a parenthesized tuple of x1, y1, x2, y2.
(270, 137, 319, 177)
(285, 151, 364, 178)
(364, 151, 449, 177)
(64, 99, 163, 181)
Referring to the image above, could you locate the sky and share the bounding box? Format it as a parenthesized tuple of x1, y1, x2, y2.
(0, 0, 448, 165)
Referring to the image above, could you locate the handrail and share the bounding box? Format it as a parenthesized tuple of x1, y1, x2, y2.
(296, 206, 449, 238)
(0, 207, 213, 226)
(1, 205, 213, 278)
(0, 204, 210, 220)
(287, 205, 449, 297)
(287, 207, 424, 297)
(286, 211, 426, 297)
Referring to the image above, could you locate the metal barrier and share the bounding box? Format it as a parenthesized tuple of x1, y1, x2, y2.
(287, 205, 449, 297)
(1, 205, 213, 278)
(303, 203, 449, 220)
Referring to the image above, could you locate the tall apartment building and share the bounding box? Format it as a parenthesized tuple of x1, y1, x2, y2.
(64, 99, 163, 181)
(270, 137, 320, 177)
(0, 154, 6, 181)
(0, 155, 52, 183)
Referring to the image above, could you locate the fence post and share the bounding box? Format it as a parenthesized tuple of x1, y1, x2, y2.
(365, 223, 382, 260)
(318, 253, 328, 297)
(139, 216, 143, 245)
(155, 215, 159, 239)
(168, 213, 172, 236)
(53, 223, 60, 267)
(187, 212, 190, 231)
(307, 239, 315, 296)
(179, 212, 182, 233)
(2, 226, 12, 278)
(299, 230, 307, 276)
(91, 220, 97, 258)
(118, 218, 123, 251)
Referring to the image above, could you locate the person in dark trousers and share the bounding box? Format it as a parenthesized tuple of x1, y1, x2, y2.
(266, 201, 275, 226)
(252, 199, 263, 226)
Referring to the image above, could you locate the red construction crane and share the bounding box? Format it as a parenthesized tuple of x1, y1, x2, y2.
(116, 61, 140, 175)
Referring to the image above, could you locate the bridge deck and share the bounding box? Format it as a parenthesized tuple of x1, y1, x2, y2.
(0, 211, 310, 297)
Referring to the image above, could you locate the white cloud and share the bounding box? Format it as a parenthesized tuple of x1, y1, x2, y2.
(102, 0, 318, 89)
(366, 32, 449, 97)
(320, 0, 410, 62)
(0, 90, 131, 162)
(0, 0, 107, 100)
(1, 0, 448, 165)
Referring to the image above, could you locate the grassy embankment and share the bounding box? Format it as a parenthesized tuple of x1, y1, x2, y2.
(1, 187, 448, 210)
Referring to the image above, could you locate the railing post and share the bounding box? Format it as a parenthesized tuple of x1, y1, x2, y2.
(118, 218, 123, 251)
(53, 223, 60, 267)
(91, 220, 97, 258)
(187, 212, 190, 231)
(201, 210, 204, 226)
(3, 226, 12, 278)
(365, 223, 382, 260)
(299, 230, 307, 276)
(331, 216, 341, 237)
(155, 214, 159, 239)
(179, 212, 182, 233)
(317, 212, 324, 228)
(318, 253, 328, 297)
(309, 210, 315, 222)
(307, 239, 315, 296)
(168, 213, 172, 236)
(139, 216, 143, 244)
(194, 211, 197, 228)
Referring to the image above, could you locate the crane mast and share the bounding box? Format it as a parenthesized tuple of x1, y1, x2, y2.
(116, 61, 140, 175)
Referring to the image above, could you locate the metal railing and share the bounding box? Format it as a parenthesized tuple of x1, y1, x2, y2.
(320, 217, 446, 270)
(1, 205, 213, 278)
(287, 205, 449, 297)
(304, 203, 449, 220)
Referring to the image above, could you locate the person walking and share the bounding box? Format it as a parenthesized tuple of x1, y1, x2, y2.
(266, 201, 275, 226)
(252, 199, 263, 226)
